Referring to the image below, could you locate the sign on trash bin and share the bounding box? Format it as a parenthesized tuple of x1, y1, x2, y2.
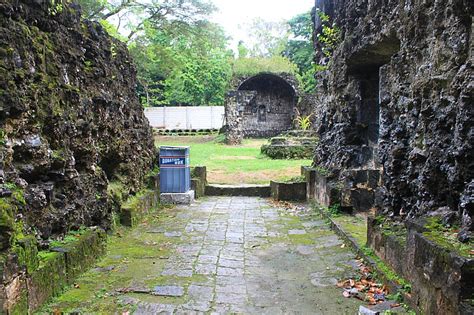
(159, 146, 191, 193)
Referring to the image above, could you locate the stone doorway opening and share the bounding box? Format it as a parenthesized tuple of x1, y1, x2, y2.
(355, 68, 381, 168)
(347, 35, 400, 169)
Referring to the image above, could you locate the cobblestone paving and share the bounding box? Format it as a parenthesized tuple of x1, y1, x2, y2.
(43, 197, 363, 314)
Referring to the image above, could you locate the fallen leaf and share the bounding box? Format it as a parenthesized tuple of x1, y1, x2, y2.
(390, 303, 401, 308)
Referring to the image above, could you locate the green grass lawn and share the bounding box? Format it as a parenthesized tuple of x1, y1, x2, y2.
(155, 135, 312, 185)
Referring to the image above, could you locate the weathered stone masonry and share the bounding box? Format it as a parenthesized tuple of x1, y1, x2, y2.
(0, 0, 156, 312)
(224, 73, 299, 143)
(311, 0, 473, 313)
(313, 0, 473, 231)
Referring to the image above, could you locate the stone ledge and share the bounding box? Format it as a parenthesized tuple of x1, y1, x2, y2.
(368, 217, 474, 315)
(313, 206, 420, 313)
(205, 184, 271, 197)
(160, 191, 195, 205)
(1, 187, 162, 313)
(270, 181, 306, 201)
(0, 228, 106, 314)
(120, 189, 160, 227)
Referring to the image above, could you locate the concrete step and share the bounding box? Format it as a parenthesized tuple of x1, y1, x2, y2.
(205, 184, 271, 197)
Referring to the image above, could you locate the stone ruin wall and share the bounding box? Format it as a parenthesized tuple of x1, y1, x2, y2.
(313, 0, 473, 233)
(236, 73, 298, 138)
(0, 0, 156, 251)
(224, 73, 319, 142)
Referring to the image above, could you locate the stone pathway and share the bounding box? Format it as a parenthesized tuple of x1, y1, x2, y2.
(42, 197, 363, 314)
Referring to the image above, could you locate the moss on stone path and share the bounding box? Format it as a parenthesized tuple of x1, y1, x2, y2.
(38, 197, 366, 314)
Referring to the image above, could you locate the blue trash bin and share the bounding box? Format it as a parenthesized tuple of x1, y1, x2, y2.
(159, 146, 191, 193)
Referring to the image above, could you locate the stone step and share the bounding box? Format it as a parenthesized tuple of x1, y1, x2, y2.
(205, 184, 271, 197)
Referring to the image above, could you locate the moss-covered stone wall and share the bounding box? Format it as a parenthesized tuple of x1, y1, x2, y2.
(0, 0, 156, 250)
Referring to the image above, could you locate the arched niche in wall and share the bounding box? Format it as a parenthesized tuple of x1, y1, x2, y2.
(237, 73, 297, 137)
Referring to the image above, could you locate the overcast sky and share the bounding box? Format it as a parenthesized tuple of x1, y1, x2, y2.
(210, 0, 314, 51)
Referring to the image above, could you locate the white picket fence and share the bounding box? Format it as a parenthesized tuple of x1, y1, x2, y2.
(145, 106, 225, 130)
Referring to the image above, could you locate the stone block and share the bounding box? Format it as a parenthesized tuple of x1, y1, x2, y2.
(313, 172, 340, 207)
(2, 275, 28, 315)
(368, 216, 474, 315)
(270, 181, 306, 201)
(51, 228, 107, 285)
(160, 191, 195, 205)
(120, 190, 160, 227)
(191, 166, 207, 184)
(14, 235, 39, 273)
(205, 185, 271, 197)
(27, 252, 67, 312)
(302, 167, 317, 201)
(191, 179, 205, 199)
(350, 188, 375, 212)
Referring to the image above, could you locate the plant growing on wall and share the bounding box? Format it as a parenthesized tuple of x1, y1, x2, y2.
(315, 9, 341, 61)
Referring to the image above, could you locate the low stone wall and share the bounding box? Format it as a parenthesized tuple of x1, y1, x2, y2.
(205, 184, 271, 197)
(368, 217, 474, 315)
(120, 189, 160, 227)
(303, 167, 340, 207)
(270, 181, 306, 201)
(0, 228, 106, 314)
(1, 187, 161, 313)
(261, 133, 318, 160)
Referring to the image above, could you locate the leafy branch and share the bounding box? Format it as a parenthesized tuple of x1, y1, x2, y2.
(315, 9, 341, 58)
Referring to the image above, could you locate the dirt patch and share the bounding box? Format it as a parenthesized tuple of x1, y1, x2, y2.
(209, 167, 302, 185)
(215, 156, 256, 160)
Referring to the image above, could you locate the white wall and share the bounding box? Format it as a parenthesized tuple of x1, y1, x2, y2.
(145, 106, 225, 130)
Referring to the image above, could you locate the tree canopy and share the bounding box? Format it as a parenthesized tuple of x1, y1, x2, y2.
(76, 1, 316, 105)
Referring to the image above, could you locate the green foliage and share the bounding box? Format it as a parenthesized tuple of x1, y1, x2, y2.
(327, 203, 341, 217)
(316, 9, 341, 58)
(233, 56, 298, 77)
(294, 109, 313, 131)
(282, 12, 316, 92)
(48, 0, 64, 16)
(76, 0, 216, 41)
(314, 165, 331, 177)
(130, 21, 232, 106)
(297, 68, 317, 93)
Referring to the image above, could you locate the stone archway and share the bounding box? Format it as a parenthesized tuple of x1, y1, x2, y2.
(224, 73, 297, 141)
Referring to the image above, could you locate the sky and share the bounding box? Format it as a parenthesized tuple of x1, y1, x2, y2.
(210, 0, 314, 51)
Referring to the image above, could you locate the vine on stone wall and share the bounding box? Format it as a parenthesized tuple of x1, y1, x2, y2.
(315, 9, 341, 73)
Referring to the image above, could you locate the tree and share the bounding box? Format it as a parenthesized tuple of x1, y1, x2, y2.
(129, 21, 232, 106)
(76, 0, 216, 42)
(283, 12, 316, 93)
(240, 18, 289, 57)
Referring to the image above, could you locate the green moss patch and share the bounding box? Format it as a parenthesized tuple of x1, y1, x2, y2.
(422, 217, 473, 258)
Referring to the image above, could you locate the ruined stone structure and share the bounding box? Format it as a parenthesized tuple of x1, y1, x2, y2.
(224, 73, 299, 143)
(0, 1, 156, 311)
(311, 0, 473, 313)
